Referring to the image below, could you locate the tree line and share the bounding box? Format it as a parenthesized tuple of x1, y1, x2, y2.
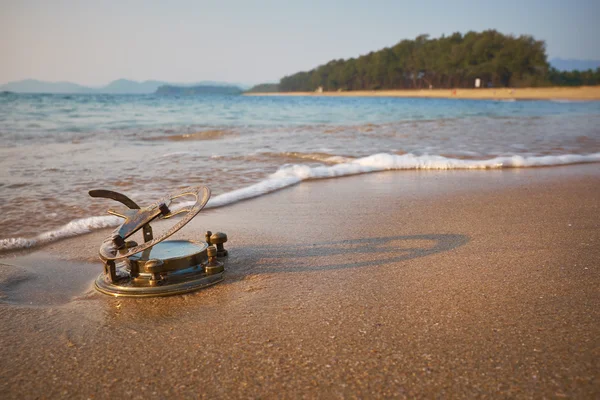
(250, 31, 599, 92)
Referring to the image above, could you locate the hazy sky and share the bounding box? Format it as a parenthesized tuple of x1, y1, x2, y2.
(1, 0, 599, 85)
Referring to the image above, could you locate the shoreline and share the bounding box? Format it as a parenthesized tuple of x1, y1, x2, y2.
(245, 85, 600, 100)
(1, 165, 599, 398)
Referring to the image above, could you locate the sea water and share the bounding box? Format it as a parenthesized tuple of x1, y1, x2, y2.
(1, 92, 599, 250)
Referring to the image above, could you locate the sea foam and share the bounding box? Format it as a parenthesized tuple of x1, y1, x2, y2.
(0, 215, 121, 251)
(2, 152, 599, 252)
(200, 152, 600, 207)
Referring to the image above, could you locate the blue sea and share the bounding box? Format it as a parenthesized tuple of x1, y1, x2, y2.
(1, 92, 599, 249)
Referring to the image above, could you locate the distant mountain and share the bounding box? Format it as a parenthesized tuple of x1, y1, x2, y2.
(550, 58, 600, 71)
(0, 79, 250, 94)
(155, 85, 242, 95)
(0, 79, 90, 93)
(194, 81, 252, 90)
(100, 79, 167, 94)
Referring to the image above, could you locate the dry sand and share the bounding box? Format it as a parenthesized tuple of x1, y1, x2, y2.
(0, 165, 599, 398)
(246, 86, 600, 101)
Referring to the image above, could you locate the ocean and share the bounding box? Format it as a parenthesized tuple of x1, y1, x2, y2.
(1, 92, 599, 250)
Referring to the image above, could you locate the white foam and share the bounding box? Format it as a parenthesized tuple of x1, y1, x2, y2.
(0, 215, 121, 252)
(196, 152, 600, 208)
(325, 155, 355, 164)
(2, 152, 599, 252)
(550, 99, 592, 103)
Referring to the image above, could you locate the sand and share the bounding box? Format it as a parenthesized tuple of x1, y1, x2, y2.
(0, 165, 599, 398)
(246, 86, 600, 101)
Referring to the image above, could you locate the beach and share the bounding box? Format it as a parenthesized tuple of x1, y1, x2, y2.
(1, 164, 598, 398)
(246, 86, 600, 101)
(4, 93, 599, 245)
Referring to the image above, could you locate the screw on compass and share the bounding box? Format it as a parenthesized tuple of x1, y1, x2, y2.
(210, 232, 228, 257)
(146, 259, 165, 286)
(205, 246, 224, 275)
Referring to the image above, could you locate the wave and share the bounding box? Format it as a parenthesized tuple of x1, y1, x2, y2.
(258, 151, 355, 164)
(144, 129, 235, 142)
(0, 215, 122, 252)
(2, 152, 599, 252)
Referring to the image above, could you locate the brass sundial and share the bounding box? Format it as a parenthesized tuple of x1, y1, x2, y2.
(89, 186, 228, 297)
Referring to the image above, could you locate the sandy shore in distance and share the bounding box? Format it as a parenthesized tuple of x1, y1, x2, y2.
(1, 165, 599, 398)
(246, 85, 600, 100)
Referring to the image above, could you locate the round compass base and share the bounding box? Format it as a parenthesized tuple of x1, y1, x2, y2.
(95, 271, 224, 298)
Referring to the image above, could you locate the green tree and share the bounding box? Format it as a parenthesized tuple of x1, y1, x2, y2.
(275, 31, 597, 92)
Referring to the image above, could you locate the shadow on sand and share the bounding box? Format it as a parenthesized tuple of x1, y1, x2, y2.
(227, 233, 470, 276)
(0, 234, 469, 307)
(97, 233, 471, 324)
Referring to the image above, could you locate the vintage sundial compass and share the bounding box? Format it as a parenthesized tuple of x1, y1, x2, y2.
(89, 186, 228, 297)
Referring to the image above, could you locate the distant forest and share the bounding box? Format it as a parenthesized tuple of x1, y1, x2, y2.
(249, 31, 600, 92)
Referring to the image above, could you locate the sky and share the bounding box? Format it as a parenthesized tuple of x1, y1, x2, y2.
(1, 0, 599, 86)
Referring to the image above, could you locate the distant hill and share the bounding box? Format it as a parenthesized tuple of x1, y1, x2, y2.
(155, 85, 242, 95)
(246, 83, 280, 93)
(100, 79, 167, 94)
(550, 58, 600, 71)
(0, 79, 90, 93)
(0, 79, 250, 94)
(271, 31, 600, 92)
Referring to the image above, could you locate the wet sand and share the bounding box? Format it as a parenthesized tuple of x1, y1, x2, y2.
(246, 86, 600, 101)
(1, 165, 599, 398)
